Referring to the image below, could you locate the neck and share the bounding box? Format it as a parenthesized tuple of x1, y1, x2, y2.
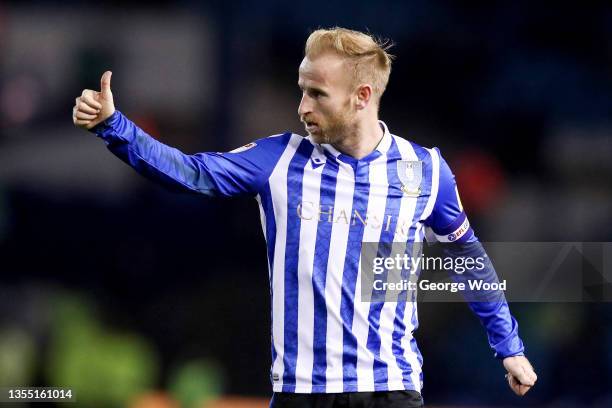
(332, 115, 384, 160)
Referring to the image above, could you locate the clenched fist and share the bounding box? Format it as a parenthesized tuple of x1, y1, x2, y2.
(73, 71, 115, 130)
(503, 355, 537, 396)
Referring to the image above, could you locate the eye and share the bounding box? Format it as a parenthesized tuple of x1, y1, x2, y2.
(299, 86, 326, 99)
(310, 90, 326, 99)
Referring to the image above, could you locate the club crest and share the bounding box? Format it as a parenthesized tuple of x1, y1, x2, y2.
(397, 160, 422, 196)
(229, 142, 257, 153)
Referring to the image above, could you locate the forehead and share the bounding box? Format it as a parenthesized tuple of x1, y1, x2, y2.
(298, 53, 349, 88)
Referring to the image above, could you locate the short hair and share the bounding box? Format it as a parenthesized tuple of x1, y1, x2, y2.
(305, 27, 394, 104)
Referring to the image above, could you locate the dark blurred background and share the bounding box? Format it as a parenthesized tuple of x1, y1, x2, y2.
(0, 1, 611, 407)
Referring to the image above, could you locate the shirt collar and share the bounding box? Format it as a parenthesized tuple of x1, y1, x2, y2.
(376, 120, 393, 154)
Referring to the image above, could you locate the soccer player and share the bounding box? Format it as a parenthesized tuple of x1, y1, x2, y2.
(73, 28, 537, 407)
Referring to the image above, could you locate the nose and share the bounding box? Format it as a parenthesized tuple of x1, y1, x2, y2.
(298, 93, 312, 118)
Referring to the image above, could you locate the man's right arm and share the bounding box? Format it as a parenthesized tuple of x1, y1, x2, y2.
(92, 110, 219, 195)
(73, 71, 291, 197)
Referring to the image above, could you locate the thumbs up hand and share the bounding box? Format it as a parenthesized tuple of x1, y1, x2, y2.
(73, 71, 116, 130)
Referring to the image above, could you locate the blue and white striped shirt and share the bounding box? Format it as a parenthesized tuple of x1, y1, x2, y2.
(93, 111, 524, 394)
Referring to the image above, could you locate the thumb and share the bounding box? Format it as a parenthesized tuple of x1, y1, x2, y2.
(100, 71, 112, 97)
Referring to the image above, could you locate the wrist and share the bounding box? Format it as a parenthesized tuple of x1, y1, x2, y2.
(89, 109, 120, 133)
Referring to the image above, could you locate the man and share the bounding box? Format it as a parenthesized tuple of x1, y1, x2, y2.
(73, 27, 536, 407)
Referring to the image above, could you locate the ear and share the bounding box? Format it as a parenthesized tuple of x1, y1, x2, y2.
(355, 84, 373, 110)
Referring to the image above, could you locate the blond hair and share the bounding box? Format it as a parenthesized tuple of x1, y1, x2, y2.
(305, 27, 394, 104)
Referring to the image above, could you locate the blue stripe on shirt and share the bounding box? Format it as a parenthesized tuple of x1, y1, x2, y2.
(282, 139, 314, 392)
(310, 159, 340, 392)
(259, 182, 278, 369)
(340, 159, 371, 391)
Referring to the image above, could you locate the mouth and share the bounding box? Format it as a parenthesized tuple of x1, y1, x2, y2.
(304, 120, 320, 133)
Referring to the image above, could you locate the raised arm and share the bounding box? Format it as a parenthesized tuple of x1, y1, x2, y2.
(72, 71, 291, 197)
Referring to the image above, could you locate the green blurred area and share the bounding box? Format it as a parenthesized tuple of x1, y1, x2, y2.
(0, 327, 36, 387)
(168, 360, 223, 408)
(0, 290, 227, 407)
(46, 294, 159, 406)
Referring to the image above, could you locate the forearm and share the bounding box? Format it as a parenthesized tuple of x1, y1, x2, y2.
(468, 298, 524, 358)
(90, 111, 218, 196)
(443, 241, 525, 358)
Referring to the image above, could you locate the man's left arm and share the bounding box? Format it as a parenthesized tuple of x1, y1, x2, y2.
(424, 148, 537, 396)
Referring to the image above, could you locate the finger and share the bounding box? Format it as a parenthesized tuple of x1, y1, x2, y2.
(515, 366, 535, 386)
(80, 94, 102, 110)
(100, 71, 112, 97)
(508, 375, 520, 396)
(77, 102, 99, 115)
(525, 366, 538, 384)
(75, 111, 98, 120)
(518, 384, 532, 396)
(74, 118, 92, 126)
(75, 96, 99, 114)
(508, 374, 531, 396)
(81, 89, 96, 99)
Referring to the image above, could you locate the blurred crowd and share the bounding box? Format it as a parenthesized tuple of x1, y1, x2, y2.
(0, 1, 611, 407)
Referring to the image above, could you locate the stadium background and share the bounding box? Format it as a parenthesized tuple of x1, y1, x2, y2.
(0, 1, 611, 407)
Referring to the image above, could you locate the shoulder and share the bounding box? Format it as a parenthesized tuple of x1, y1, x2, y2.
(225, 132, 303, 156)
(390, 134, 442, 164)
(250, 131, 295, 148)
(257, 132, 310, 149)
(258, 132, 319, 157)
